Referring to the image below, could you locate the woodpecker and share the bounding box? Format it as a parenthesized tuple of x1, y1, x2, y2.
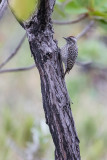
(61, 36, 78, 77)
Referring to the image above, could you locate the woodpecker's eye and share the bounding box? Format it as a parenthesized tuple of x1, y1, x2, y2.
(68, 37, 73, 42)
(70, 37, 76, 43)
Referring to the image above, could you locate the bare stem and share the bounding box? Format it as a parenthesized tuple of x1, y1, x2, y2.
(0, 59, 107, 74)
(0, 34, 26, 69)
(76, 20, 95, 39)
(0, 0, 8, 19)
(0, 64, 36, 74)
(76, 60, 107, 72)
(53, 14, 88, 25)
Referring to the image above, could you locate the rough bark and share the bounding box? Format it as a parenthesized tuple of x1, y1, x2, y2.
(24, 0, 81, 159)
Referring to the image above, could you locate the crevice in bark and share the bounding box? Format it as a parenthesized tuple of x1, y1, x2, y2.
(24, 0, 81, 159)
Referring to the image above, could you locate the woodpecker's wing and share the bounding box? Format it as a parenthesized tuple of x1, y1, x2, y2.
(66, 44, 78, 73)
(61, 45, 68, 70)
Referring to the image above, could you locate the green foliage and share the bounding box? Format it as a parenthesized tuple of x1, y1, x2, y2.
(67, 72, 107, 160)
(78, 39, 107, 64)
(2, 108, 18, 138)
(65, 1, 88, 14)
(1, 108, 34, 146)
(78, 114, 107, 160)
(0, 107, 52, 160)
(98, 19, 107, 30)
(67, 74, 87, 100)
(79, 116, 97, 140)
(55, 0, 107, 27)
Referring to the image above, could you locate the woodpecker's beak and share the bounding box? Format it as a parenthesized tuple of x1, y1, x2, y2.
(63, 37, 67, 41)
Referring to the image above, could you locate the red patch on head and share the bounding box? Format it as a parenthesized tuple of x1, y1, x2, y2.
(69, 36, 75, 38)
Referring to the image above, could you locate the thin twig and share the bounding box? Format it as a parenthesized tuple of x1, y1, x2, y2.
(53, 14, 88, 25)
(76, 20, 95, 39)
(0, 59, 107, 74)
(0, 0, 8, 20)
(76, 60, 107, 72)
(0, 64, 36, 74)
(0, 34, 26, 69)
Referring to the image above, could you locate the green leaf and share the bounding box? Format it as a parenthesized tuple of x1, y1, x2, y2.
(75, 0, 94, 8)
(56, 0, 66, 5)
(90, 10, 107, 18)
(54, 5, 66, 17)
(65, 1, 88, 14)
(98, 19, 107, 30)
(94, 0, 107, 11)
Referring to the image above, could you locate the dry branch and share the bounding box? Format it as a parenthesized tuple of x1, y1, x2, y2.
(0, 0, 7, 19)
(1, 59, 107, 74)
(76, 20, 95, 39)
(23, 0, 81, 159)
(53, 14, 88, 25)
(0, 64, 36, 74)
(0, 34, 26, 69)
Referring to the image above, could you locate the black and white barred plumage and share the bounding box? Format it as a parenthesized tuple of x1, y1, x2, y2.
(61, 36, 78, 77)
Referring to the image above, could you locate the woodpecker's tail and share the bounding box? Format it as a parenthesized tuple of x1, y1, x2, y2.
(64, 69, 70, 78)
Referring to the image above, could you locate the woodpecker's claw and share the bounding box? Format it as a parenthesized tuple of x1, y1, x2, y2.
(62, 71, 67, 79)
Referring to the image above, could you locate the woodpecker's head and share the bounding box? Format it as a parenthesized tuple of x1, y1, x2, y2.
(63, 36, 77, 44)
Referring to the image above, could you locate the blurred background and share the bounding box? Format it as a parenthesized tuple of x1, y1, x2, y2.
(0, 0, 107, 160)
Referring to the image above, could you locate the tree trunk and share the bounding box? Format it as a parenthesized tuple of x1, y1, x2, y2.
(24, 0, 81, 159)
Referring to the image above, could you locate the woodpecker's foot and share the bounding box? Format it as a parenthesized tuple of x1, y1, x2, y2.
(62, 73, 65, 79)
(70, 98, 73, 104)
(71, 100, 73, 104)
(63, 71, 67, 78)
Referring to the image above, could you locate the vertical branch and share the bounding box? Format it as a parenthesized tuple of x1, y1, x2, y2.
(24, 0, 81, 159)
(0, 0, 7, 19)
